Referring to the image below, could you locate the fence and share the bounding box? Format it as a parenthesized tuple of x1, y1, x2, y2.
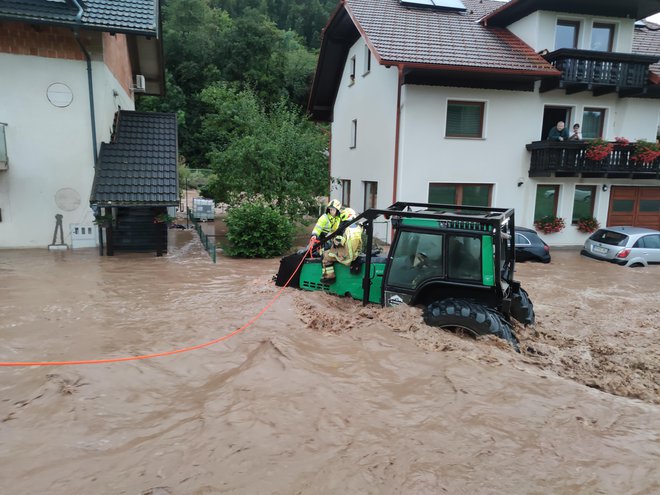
(188, 209, 217, 263)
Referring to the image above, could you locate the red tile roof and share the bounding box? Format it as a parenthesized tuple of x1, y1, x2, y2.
(633, 20, 660, 83)
(345, 0, 558, 75)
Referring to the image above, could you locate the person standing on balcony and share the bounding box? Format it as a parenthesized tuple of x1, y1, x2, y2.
(548, 121, 569, 141)
(568, 123, 582, 141)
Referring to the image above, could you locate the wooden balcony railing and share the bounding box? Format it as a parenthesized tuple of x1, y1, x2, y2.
(540, 49, 659, 96)
(525, 141, 660, 178)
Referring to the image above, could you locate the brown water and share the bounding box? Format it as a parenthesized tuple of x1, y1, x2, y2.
(1, 231, 659, 495)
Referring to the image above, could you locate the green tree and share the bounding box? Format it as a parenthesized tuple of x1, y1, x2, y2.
(202, 87, 328, 219)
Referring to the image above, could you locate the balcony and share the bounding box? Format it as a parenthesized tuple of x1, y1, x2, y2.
(526, 141, 660, 179)
(540, 49, 659, 96)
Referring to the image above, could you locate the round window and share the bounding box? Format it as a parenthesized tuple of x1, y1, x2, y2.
(47, 83, 74, 108)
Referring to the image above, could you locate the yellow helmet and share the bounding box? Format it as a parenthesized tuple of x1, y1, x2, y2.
(326, 198, 342, 213)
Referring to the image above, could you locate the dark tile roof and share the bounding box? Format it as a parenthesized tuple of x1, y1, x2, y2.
(633, 21, 660, 83)
(0, 0, 158, 36)
(346, 0, 558, 73)
(91, 111, 178, 206)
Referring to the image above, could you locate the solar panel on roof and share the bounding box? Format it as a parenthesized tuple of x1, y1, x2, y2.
(400, 0, 467, 12)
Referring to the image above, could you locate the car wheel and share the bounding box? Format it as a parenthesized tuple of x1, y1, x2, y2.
(423, 298, 519, 351)
(510, 287, 535, 325)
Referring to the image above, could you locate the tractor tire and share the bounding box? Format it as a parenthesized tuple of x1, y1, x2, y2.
(510, 287, 535, 326)
(423, 298, 519, 350)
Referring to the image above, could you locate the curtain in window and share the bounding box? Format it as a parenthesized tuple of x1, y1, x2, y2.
(446, 102, 482, 137)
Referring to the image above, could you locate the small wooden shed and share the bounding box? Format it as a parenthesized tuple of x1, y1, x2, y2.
(90, 111, 178, 256)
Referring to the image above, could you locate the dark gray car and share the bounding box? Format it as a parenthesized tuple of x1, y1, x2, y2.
(581, 226, 660, 267)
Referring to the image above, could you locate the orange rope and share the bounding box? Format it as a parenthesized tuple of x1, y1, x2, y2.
(0, 244, 315, 367)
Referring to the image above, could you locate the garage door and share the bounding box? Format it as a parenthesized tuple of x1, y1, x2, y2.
(608, 187, 660, 230)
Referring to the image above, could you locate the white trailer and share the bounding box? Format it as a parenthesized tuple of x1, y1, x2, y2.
(192, 198, 215, 221)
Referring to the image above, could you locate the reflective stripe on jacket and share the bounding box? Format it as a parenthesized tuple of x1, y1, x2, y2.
(312, 213, 340, 238)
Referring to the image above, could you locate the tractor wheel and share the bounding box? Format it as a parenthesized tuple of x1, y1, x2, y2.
(423, 298, 519, 350)
(510, 287, 535, 326)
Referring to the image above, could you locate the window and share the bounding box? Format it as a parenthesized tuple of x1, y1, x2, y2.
(428, 183, 492, 206)
(591, 23, 614, 51)
(572, 185, 596, 223)
(447, 235, 482, 282)
(363, 181, 378, 210)
(363, 45, 371, 75)
(341, 179, 351, 207)
(349, 56, 356, 84)
(515, 232, 532, 246)
(582, 108, 605, 139)
(350, 119, 357, 149)
(534, 185, 559, 220)
(555, 20, 580, 49)
(0, 123, 7, 168)
(635, 234, 660, 249)
(446, 101, 485, 138)
(388, 231, 444, 289)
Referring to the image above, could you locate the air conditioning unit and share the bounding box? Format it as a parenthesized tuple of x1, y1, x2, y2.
(132, 74, 146, 93)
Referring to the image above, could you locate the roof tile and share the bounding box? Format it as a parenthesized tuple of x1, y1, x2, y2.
(91, 111, 178, 206)
(346, 0, 557, 73)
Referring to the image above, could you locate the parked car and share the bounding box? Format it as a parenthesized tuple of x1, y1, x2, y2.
(581, 226, 660, 267)
(514, 227, 551, 263)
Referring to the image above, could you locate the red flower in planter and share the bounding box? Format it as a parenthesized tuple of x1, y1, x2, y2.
(576, 216, 599, 234)
(614, 136, 630, 145)
(630, 140, 660, 164)
(585, 139, 613, 161)
(534, 215, 566, 234)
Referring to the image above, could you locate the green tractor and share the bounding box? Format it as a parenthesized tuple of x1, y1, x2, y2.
(276, 202, 534, 349)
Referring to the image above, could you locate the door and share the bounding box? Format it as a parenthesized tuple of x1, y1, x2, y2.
(608, 187, 660, 230)
(541, 106, 572, 141)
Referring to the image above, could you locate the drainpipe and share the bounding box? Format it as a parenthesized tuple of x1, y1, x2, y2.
(392, 65, 403, 204)
(70, 0, 98, 163)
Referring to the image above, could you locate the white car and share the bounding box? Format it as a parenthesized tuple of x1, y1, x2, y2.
(581, 226, 660, 267)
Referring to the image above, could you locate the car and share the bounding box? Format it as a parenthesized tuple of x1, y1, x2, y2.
(581, 226, 660, 267)
(514, 227, 551, 263)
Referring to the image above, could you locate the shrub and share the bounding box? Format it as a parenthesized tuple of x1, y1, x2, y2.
(225, 203, 294, 258)
(576, 216, 599, 234)
(534, 215, 566, 234)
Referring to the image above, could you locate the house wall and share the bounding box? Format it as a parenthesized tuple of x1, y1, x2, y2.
(103, 33, 133, 97)
(330, 45, 660, 247)
(330, 38, 399, 240)
(397, 85, 660, 246)
(0, 21, 85, 60)
(0, 49, 135, 248)
(509, 12, 635, 53)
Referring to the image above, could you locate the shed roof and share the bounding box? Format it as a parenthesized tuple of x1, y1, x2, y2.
(91, 111, 178, 207)
(0, 0, 158, 36)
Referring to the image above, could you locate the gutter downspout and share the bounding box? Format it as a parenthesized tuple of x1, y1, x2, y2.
(392, 65, 403, 204)
(70, 0, 98, 163)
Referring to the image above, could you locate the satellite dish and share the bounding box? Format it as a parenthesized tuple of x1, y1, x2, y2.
(55, 187, 81, 211)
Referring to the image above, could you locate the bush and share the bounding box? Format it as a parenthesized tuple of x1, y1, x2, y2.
(225, 203, 294, 258)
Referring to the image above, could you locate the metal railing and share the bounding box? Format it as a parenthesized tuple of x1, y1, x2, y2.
(188, 209, 217, 263)
(525, 141, 660, 178)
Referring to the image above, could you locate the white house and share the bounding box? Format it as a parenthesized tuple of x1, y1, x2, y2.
(0, 0, 165, 249)
(309, 0, 660, 245)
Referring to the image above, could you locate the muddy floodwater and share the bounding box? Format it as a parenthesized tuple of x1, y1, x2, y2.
(1, 230, 659, 495)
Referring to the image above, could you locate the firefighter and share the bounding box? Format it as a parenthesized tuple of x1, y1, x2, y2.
(320, 216, 363, 285)
(310, 199, 342, 245)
